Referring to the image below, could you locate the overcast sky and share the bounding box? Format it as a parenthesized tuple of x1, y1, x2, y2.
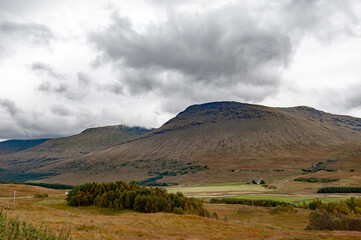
(1, 0, 361, 140)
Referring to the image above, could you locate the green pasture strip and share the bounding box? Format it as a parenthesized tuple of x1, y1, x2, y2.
(227, 195, 350, 204)
(165, 184, 272, 195)
(190, 182, 247, 187)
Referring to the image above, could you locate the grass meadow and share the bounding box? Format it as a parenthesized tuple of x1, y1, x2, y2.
(1, 183, 361, 239)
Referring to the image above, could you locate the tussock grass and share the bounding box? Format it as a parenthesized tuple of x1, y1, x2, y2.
(0, 210, 71, 240)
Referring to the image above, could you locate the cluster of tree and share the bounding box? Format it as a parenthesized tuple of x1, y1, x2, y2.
(317, 187, 361, 193)
(294, 177, 339, 183)
(305, 197, 361, 231)
(66, 181, 209, 217)
(210, 198, 291, 207)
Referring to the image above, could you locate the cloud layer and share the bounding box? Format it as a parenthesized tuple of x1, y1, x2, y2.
(0, 0, 361, 139)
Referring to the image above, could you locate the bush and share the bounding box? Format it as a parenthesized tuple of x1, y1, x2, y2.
(34, 193, 49, 198)
(211, 212, 219, 220)
(306, 210, 361, 231)
(269, 205, 297, 214)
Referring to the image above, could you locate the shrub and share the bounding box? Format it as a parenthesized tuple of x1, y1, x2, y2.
(269, 205, 297, 214)
(211, 212, 219, 220)
(306, 210, 361, 231)
(33, 193, 49, 198)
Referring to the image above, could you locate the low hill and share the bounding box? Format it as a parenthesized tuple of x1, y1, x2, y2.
(0, 125, 152, 182)
(32, 102, 361, 185)
(0, 139, 49, 156)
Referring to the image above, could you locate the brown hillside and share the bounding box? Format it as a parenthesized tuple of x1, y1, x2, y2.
(35, 102, 361, 185)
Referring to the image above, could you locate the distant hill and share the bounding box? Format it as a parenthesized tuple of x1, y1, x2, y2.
(0, 125, 152, 182)
(0, 139, 49, 156)
(26, 101, 361, 185)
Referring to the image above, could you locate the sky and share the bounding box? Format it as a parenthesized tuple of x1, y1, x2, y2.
(1, 0, 361, 140)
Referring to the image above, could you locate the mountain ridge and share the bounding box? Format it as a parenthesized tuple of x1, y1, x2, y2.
(3, 101, 361, 185)
(28, 101, 361, 185)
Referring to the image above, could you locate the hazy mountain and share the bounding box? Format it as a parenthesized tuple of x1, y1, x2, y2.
(29, 101, 361, 185)
(0, 125, 152, 182)
(0, 139, 49, 156)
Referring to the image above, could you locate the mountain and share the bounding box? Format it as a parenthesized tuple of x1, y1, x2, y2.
(0, 139, 49, 156)
(26, 101, 361, 185)
(3, 101, 361, 185)
(0, 125, 152, 182)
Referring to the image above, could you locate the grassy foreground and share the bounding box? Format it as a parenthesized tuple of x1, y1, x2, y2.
(1, 184, 361, 239)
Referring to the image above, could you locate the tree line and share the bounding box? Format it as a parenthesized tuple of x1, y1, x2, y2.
(210, 198, 291, 207)
(66, 181, 209, 217)
(317, 187, 361, 193)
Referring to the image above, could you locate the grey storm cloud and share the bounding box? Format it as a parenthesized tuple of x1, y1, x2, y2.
(90, 9, 291, 83)
(0, 20, 54, 45)
(36, 66, 94, 101)
(89, 7, 292, 111)
(88, 0, 360, 114)
(0, 98, 19, 117)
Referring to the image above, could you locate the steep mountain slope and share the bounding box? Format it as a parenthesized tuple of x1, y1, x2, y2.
(35, 102, 361, 185)
(0, 139, 49, 156)
(0, 125, 151, 182)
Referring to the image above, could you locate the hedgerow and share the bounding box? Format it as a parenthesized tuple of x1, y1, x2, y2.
(210, 198, 291, 207)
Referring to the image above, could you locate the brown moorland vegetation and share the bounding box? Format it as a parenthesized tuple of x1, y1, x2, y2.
(1, 184, 361, 239)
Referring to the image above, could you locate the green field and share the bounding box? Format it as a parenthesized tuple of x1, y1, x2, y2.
(165, 183, 272, 196)
(227, 195, 350, 204)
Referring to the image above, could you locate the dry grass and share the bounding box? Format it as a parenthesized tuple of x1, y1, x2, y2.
(0, 184, 62, 197)
(1, 184, 361, 239)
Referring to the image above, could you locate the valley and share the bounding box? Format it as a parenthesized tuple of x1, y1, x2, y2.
(1, 183, 361, 239)
(2, 102, 361, 239)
